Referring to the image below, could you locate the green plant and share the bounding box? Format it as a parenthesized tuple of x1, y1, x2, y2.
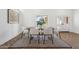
(37, 17, 45, 29)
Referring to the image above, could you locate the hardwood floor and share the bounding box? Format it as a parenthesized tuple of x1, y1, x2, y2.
(60, 32, 79, 49)
(0, 32, 79, 49)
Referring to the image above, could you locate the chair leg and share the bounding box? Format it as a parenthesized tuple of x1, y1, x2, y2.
(21, 32, 23, 39)
(43, 35, 45, 44)
(28, 32, 30, 38)
(51, 35, 53, 44)
(29, 40, 31, 44)
(29, 34, 32, 44)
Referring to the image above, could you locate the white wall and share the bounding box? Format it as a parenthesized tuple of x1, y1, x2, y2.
(0, 9, 76, 45)
(19, 9, 73, 31)
(0, 9, 20, 45)
(73, 10, 79, 34)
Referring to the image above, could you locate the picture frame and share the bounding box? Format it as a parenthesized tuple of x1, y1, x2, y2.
(7, 9, 19, 24)
(36, 15, 48, 27)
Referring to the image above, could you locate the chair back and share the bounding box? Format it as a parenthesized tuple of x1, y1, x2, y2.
(43, 27, 53, 34)
(30, 27, 39, 34)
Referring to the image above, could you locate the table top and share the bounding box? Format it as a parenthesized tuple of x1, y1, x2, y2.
(30, 28, 53, 35)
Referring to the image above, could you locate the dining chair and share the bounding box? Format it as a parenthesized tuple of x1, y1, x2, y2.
(21, 26, 28, 39)
(43, 27, 54, 44)
(54, 28, 61, 39)
(29, 27, 40, 44)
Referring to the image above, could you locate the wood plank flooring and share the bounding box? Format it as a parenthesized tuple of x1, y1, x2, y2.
(60, 32, 79, 49)
(1, 32, 79, 49)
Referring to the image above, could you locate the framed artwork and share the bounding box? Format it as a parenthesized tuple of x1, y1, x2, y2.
(57, 16, 64, 25)
(7, 9, 19, 24)
(36, 15, 48, 28)
(64, 16, 69, 24)
(57, 16, 69, 25)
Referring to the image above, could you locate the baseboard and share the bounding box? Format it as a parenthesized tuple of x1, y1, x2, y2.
(70, 32, 79, 35)
(59, 31, 70, 33)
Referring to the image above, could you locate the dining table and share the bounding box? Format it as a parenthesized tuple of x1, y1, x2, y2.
(28, 27, 54, 44)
